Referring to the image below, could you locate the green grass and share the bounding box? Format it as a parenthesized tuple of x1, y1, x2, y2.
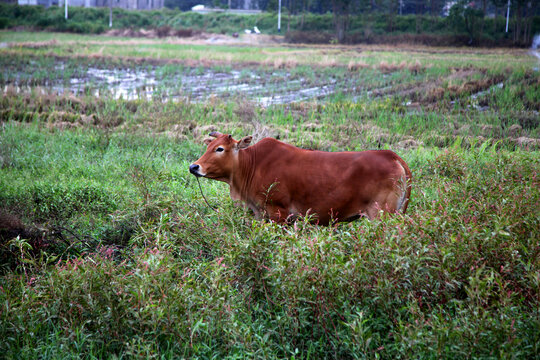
(0, 34, 539, 359)
(1, 31, 537, 71)
(1, 121, 538, 358)
(0, 30, 108, 43)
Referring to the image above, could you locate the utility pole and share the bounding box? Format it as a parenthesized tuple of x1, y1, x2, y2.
(64, 0, 68, 20)
(109, 0, 113, 28)
(278, 0, 281, 32)
(505, 0, 510, 33)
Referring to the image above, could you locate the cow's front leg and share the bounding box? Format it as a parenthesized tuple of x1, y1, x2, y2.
(264, 205, 290, 223)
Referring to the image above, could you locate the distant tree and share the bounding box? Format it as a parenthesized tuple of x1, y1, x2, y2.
(479, 0, 487, 39)
(414, 0, 426, 33)
(490, 0, 508, 35)
(264, 0, 277, 11)
(331, 0, 356, 42)
(487, 0, 537, 45)
(307, 0, 333, 13)
(258, 0, 334, 13)
(490, 0, 507, 16)
(378, 0, 400, 32)
(428, 0, 443, 16)
(512, 0, 537, 45)
(299, 0, 312, 29)
(331, 0, 368, 43)
(448, 0, 484, 44)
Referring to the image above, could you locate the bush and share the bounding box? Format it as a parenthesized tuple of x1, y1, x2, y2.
(0, 16, 9, 29)
(285, 30, 334, 44)
(34, 12, 66, 28)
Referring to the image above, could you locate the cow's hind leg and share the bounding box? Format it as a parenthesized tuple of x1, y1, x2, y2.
(365, 190, 400, 219)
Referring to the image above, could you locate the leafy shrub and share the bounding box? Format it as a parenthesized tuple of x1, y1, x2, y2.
(34, 12, 66, 28)
(32, 183, 117, 221)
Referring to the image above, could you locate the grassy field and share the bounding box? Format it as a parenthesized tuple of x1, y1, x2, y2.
(1, 30, 534, 67)
(0, 31, 539, 359)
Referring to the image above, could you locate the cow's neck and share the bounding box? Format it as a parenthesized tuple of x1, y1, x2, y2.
(229, 146, 258, 204)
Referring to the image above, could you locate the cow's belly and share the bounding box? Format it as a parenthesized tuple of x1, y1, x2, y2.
(288, 198, 370, 224)
(284, 175, 396, 222)
(252, 150, 404, 223)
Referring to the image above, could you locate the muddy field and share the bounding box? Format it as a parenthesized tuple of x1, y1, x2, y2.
(3, 62, 341, 106)
(2, 52, 538, 112)
(1, 35, 539, 151)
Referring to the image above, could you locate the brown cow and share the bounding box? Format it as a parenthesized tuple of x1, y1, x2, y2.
(189, 132, 412, 225)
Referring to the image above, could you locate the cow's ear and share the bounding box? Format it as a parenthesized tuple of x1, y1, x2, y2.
(237, 136, 252, 149)
(203, 138, 213, 145)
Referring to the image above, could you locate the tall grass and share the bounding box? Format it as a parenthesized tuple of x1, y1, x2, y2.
(1, 95, 539, 358)
(1, 38, 539, 358)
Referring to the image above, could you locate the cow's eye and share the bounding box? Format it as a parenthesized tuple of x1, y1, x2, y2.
(215, 147, 224, 152)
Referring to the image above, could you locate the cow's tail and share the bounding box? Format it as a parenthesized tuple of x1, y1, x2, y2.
(396, 156, 412, 214)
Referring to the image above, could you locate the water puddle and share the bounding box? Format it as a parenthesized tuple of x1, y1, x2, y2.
(470, 82, 504, 111)
(444, 82, 504, 112)
(3, 63, 347, 106)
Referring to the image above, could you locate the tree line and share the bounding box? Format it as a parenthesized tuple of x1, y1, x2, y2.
(168, 0, 538, 45)
(1, 1, 538, 46)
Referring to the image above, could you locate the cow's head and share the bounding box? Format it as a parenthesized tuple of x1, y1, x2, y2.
(189, 131, 252, 182)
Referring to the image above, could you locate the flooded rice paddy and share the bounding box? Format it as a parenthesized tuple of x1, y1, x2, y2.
(1, 60, 363, 106)
(2, 56, 531, 111)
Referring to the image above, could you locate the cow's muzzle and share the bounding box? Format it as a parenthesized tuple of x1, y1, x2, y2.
(189, 164, 203, 177)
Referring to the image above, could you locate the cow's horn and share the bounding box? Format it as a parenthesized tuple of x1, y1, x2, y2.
(208, 131, 223, 138)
